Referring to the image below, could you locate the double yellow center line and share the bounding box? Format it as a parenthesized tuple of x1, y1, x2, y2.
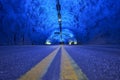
(18, 46, 88, 80)
(61, 46, 87, 80)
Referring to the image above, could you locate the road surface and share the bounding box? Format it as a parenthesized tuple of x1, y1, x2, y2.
(0, 45, 120, 80)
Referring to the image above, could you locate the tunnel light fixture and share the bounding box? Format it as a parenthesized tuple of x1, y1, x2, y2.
(69, 41, 72, 45)
(74, 41, 77, 45)
(69, 40, 77, 45)
(58, 18, 62, 22)
(45, 40, 51, 45)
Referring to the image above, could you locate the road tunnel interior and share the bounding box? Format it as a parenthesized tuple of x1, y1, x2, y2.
(0, 0, 120, 45)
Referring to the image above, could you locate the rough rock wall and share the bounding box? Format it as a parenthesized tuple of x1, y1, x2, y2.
(0, 0, 120, 45)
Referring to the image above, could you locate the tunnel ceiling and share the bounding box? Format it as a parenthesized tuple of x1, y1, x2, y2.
(0, 0, 120, 45)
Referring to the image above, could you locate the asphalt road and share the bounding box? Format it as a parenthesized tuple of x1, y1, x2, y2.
(0, 45, 120, 80)
(65, 45, 120, 80)
(0, 45, 57, 80)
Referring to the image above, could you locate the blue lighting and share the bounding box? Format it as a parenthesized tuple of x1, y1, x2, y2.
(0, 0, 120, 45)
(46, 29, 76, 44)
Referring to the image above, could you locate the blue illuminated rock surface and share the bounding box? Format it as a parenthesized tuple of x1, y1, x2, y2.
(0, 0, 120, 44)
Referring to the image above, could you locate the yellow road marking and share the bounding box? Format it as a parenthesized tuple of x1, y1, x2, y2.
(18, 46, 60, 80)
(61, 46, 88, 80)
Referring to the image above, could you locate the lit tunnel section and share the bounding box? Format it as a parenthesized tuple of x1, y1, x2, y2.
(45, 29, 77, 45)
(0, 0, 120, 80)
(45, 0, 78, 45)
(0, 0, 120, 45)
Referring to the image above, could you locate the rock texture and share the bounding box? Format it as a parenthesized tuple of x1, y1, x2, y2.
(0, 0, 120, 45)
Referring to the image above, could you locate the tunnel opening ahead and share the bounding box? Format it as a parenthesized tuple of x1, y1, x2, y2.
(45, 29, 78, 45)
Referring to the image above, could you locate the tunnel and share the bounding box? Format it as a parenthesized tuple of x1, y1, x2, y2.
(0, 0, 120, 45)
(0, 0, 120, 80)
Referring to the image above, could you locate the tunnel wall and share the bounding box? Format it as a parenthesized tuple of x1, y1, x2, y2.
(0, 0, 120, 45)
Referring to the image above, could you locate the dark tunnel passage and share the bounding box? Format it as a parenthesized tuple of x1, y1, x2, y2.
(0, 0, 120, 45)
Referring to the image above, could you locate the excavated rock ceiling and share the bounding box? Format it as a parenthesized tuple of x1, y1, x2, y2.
(0, 0, 120, 45)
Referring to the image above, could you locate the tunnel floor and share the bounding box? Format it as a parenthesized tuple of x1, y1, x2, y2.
(0, 45, 120, 80)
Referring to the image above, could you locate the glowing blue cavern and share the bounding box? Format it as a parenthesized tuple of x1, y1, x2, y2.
(0, 0, 120, 45)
